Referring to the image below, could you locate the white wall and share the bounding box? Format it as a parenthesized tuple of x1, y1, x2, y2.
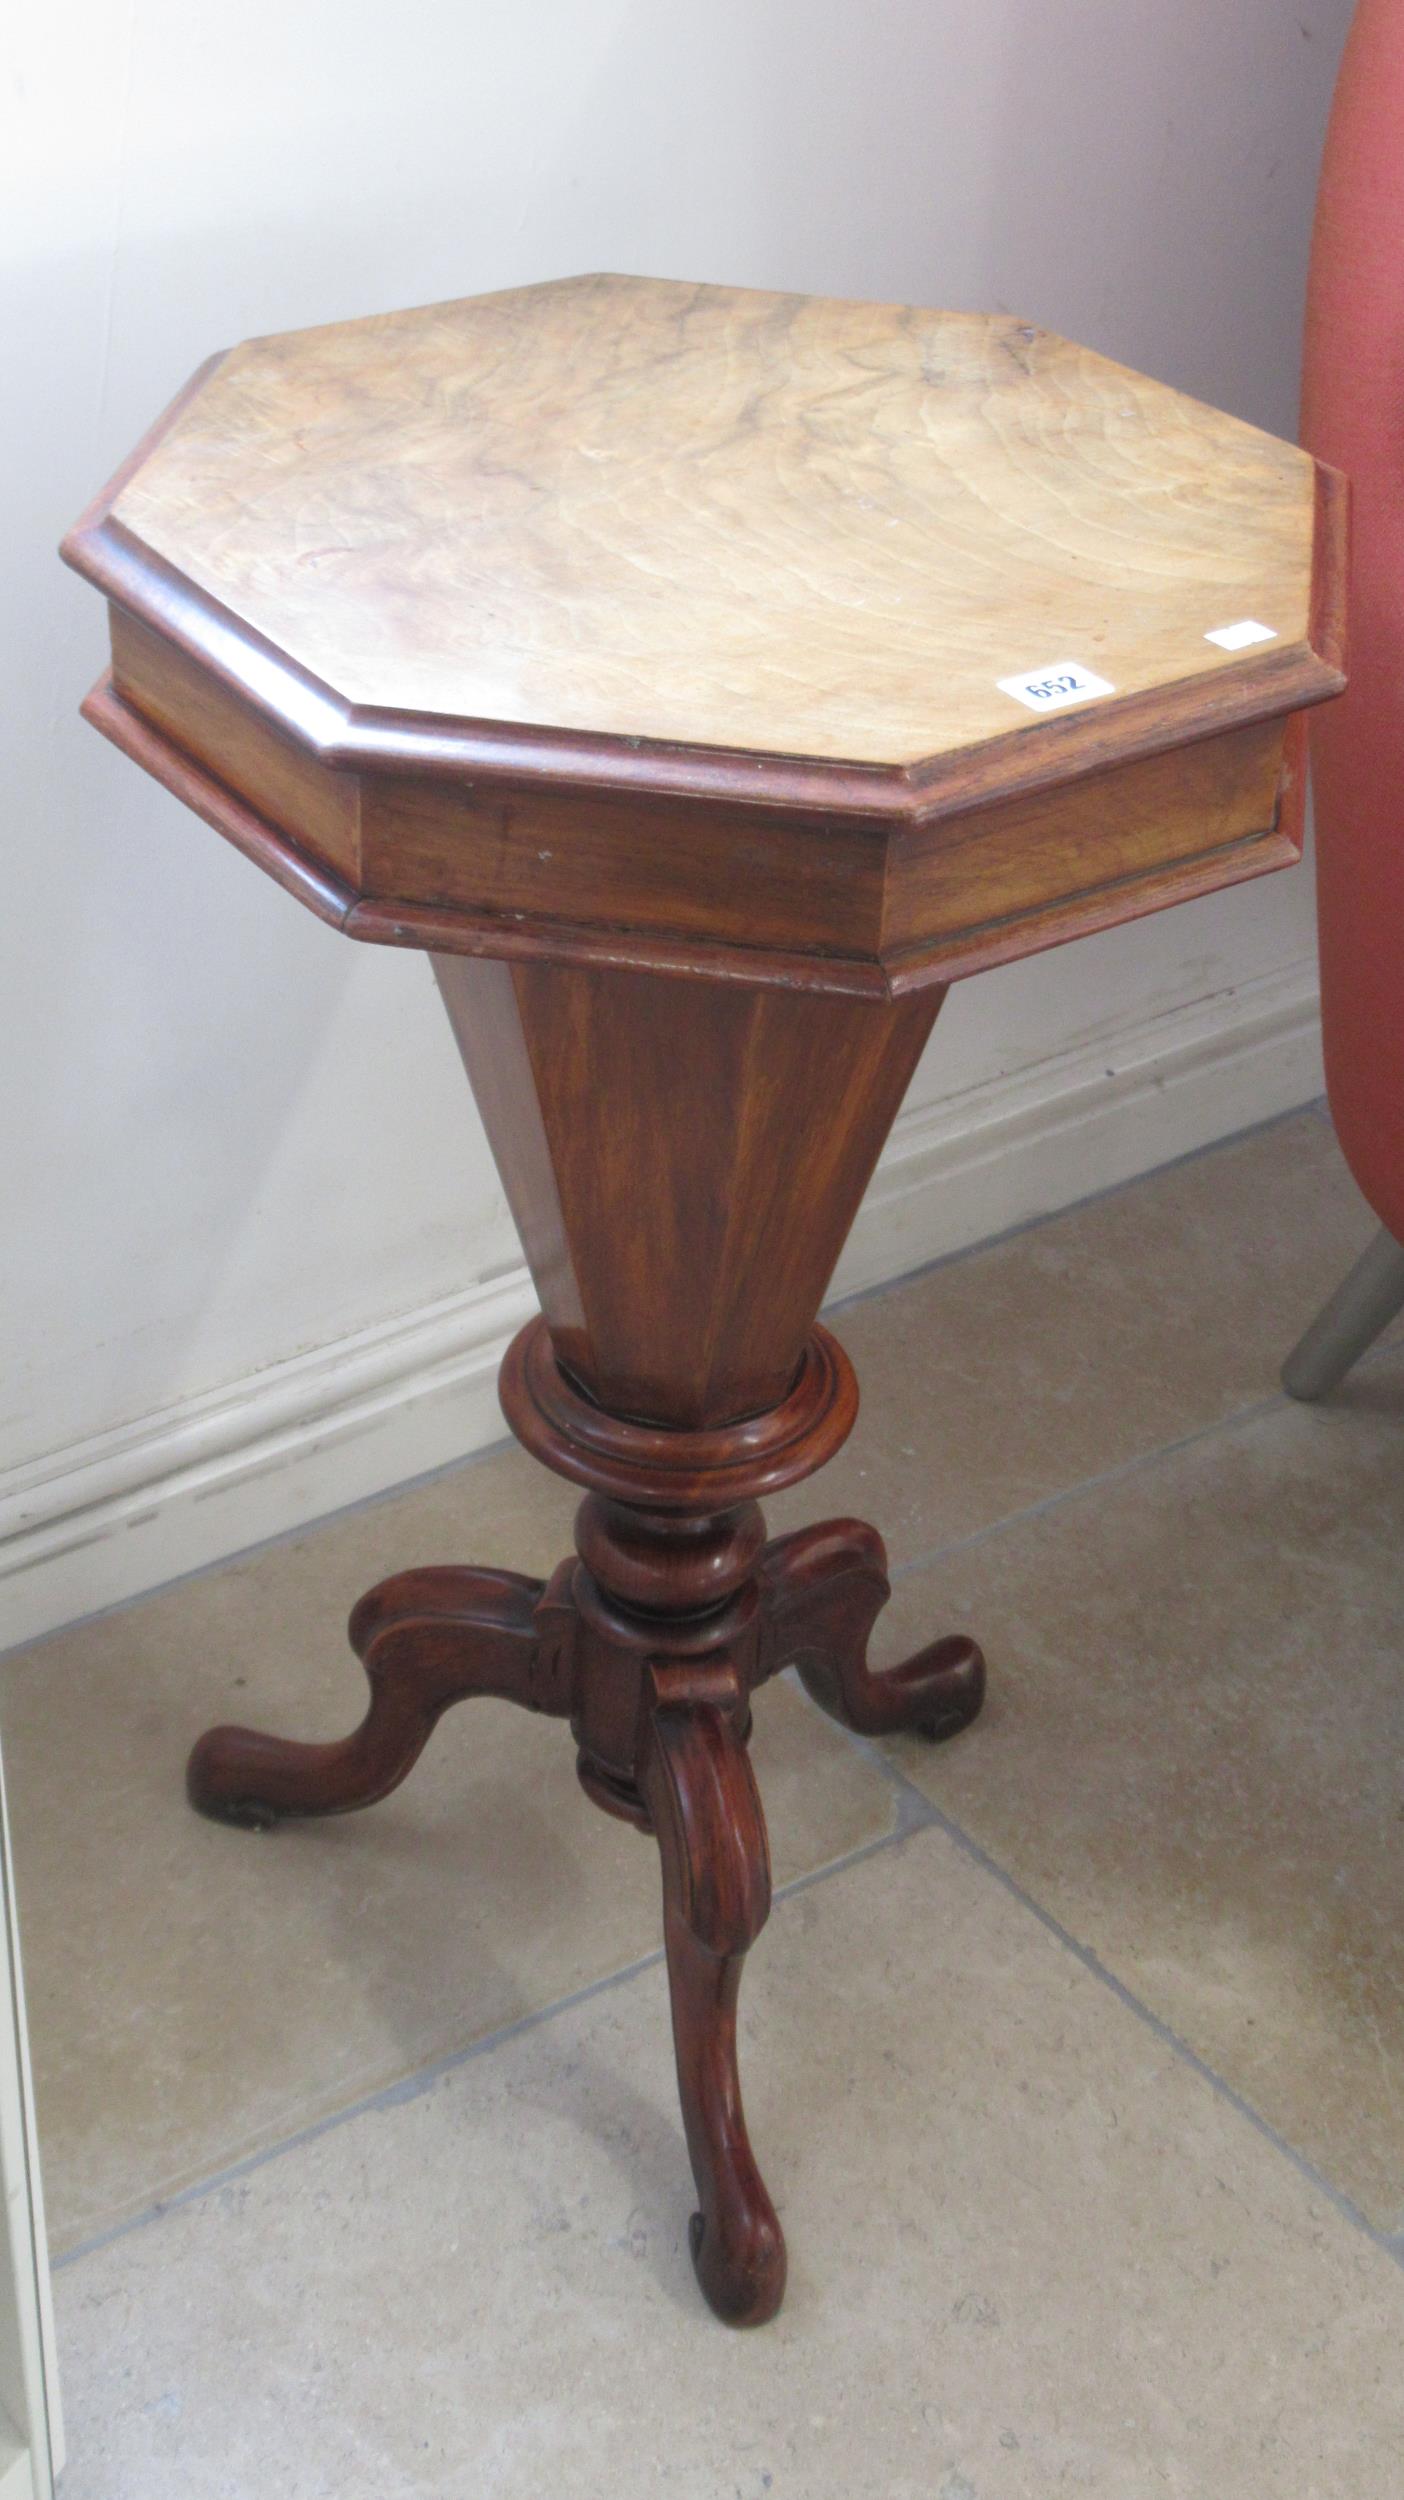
(1, 0, 1352, 1644)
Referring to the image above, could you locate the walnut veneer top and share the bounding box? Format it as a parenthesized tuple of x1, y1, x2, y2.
(62, 274, 1344, 1000)
(96, 274, 1318, 772)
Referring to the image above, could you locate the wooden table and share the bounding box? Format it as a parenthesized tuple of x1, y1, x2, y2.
(62, 276, 1344, 2327)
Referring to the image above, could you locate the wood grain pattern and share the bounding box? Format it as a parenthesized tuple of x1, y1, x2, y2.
(641, 1671, 783, 2327)
(880, 714, 1285, 952)
(437, 954, 940, 1428)
(186, 1565, 564, 1827)
(760, 1519, 985, 1738)
(501, 1316, 859, 1511)
(362, 767, 884, 959)
(110, 609, 362, 885)
(97, 275, 1322, 770)
(82, 634, 1302, 1001)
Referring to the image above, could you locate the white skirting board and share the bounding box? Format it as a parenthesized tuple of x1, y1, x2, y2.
(0, 962, 1324, 1654)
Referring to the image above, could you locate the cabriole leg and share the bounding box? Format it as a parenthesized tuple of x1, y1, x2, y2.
(640, 1664, 785, 2327)
(187, 1564, 572, 1829)
(760, 1519, 985, 1740)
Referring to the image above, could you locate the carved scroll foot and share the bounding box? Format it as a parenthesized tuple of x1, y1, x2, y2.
(760, 1519, 985, 1741)
(187, 1563, 573, 1829)
(640, 1669, 786, 2327)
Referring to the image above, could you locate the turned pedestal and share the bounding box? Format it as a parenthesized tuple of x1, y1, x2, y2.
(63, 274, 1344, 2325)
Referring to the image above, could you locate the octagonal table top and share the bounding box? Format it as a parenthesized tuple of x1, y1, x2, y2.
(70, 272, 1340, 780)
(62, 275, 1345, 998)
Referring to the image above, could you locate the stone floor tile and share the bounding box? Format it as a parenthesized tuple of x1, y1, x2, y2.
(53, 1827, 1404, 2500)
(893, 1340, 1404, 2227)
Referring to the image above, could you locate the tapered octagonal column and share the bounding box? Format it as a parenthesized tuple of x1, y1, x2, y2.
(435, 953, 941, 1433)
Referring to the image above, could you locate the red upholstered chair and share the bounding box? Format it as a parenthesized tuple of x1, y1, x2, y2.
(1284, 0, 1404, 1397)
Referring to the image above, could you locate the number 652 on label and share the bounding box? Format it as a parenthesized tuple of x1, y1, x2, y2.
(997, 659, 1115, 714)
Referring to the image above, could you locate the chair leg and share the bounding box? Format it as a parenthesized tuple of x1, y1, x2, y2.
(1282, 1224, 1404, 1401)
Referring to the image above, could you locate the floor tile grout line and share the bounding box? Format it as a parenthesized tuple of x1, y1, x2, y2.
(47, 1709, 1404, 2285)
(48, 1799, 921, 2275)
(821, 1698, 1404, 2260)
(53, 1727, 1404, 2287)
(884, 1330, 1403, 1593)
(887, 1394, 1284, 1585)
(861, 1738, 1404, 2271)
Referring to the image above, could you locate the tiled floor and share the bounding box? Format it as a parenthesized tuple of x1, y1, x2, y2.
(8, 1104, 1404, 2496)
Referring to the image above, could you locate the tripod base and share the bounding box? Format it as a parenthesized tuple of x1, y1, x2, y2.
(189, 1327, 984, 2326)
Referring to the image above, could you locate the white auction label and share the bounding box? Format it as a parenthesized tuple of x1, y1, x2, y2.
(1204, 619, 1277, 651)
(996, 660, 1115, 714)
